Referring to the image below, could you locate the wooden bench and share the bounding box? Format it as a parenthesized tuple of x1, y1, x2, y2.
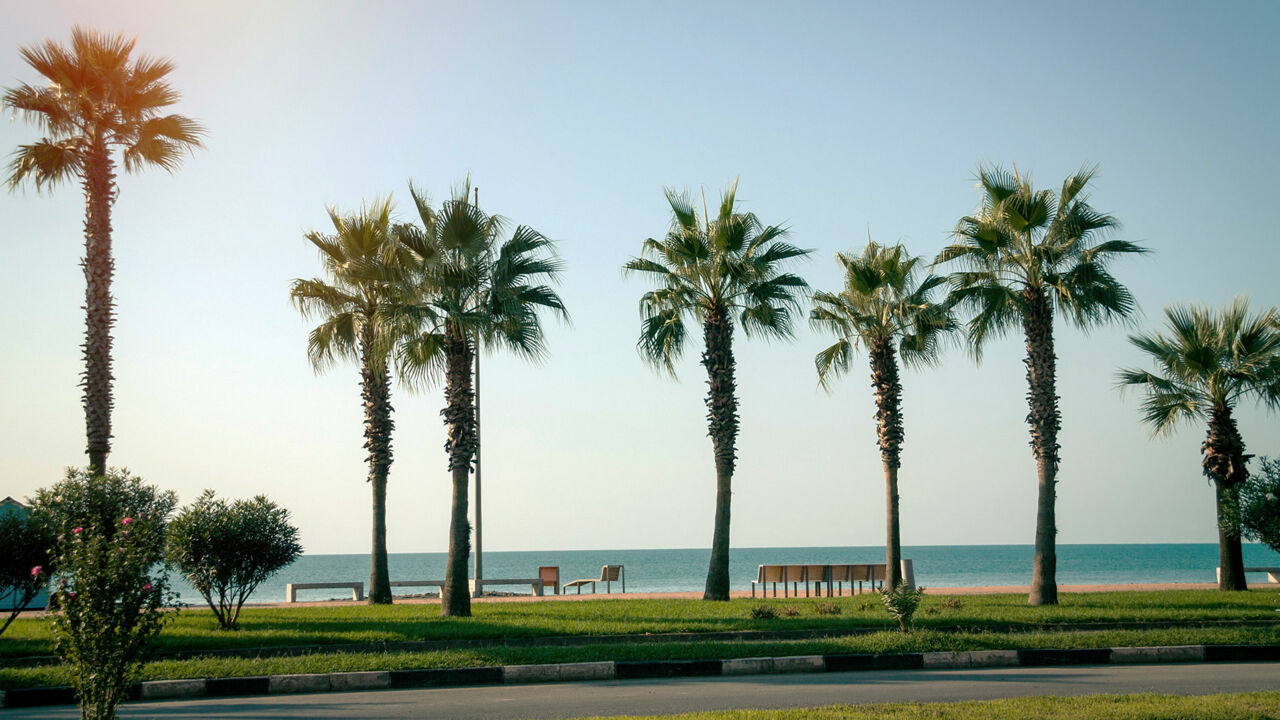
(750, 560, 915, 598)
(1217, 566, 1280, 583)
(285, 582, 363, 603)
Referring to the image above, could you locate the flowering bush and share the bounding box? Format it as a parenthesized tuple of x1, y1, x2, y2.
(32, 468, 178, 720)
(0, 507, 57, 636)
(167, 490, 303, 630)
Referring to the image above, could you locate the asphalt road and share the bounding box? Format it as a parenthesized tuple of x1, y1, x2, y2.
(4, 663, 1278, 719)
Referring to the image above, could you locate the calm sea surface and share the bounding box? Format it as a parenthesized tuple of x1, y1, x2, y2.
(169, 544, 1280, 604)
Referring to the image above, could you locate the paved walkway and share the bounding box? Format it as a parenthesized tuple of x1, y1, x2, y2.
(3, 662, 1275, 719)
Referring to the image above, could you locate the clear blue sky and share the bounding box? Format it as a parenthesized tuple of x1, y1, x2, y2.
(2, 0, 1278, 555)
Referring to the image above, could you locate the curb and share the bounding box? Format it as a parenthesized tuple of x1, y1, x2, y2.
(3, 643, 1277, 709)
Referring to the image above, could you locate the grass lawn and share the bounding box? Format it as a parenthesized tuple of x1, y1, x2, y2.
(3, 589, 1277, 661)
(567, 692, 1280, 719)
(3, 625, 1279, 689)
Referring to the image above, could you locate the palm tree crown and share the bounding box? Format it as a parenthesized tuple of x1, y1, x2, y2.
(5, 26, 204, 190)
(289, 198, 403, 372)
(812, 239, 954, 388)
(1119, 299, 1280, 436)
(623, 179, 810, 373)
(935, 165, 1145, 355)
(395, 179, 568, 380)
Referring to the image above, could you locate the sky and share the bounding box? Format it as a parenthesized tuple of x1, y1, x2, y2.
(2, 0, 1278, 557)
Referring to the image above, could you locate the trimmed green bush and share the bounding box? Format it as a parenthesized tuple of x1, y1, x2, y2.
(167, 490, 303, 630)
(0, 505, 56, 636)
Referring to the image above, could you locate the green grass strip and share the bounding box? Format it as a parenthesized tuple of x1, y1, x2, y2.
(568, 692, 1280, 719)
(3, 589, 1278, 660)
(3, 625, 1279, 690)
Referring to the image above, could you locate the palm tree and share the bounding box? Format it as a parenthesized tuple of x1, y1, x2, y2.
(289, 198, 403, 605)
(624, 180, 810, 601)
(1118, 299, 1280, 591)
(934, 165, 1146, 606)
(394, 179, 567, 618)
(3, 27, 205, 474)
(811, 239, 955, 589)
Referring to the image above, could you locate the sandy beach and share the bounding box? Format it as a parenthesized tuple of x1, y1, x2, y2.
(247, 582, 1224, 608)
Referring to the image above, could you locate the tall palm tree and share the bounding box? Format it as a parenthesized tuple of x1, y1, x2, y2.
(811, 239, 955, 589)
(290, 198, 403, 605)
(624, 180, 810, 601)
(935, 165, 1146, 606)
(4, 27, 205, 474)
(394, 179, 567, 618)
(1118, 299, 1280, 591)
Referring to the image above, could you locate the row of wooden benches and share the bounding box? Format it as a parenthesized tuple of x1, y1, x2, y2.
(284, 565, 628, 602)
(751, 560, 916, 598)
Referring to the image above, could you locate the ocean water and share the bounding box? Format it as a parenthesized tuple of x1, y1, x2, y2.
(166, 543, 1280, 605)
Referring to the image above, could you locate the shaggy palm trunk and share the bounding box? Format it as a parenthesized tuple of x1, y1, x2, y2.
(1203, 404, 1248, 591)
(441, 336, 476, 617)
(361, 329, 394, 605)
(869, 340, 904, 589)
(82, 136, 116, 475)
(1022, 288, 1061, 606)
(702, 305, 739, 601)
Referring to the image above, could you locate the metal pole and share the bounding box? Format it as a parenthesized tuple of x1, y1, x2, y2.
(471, 185, 484, 599)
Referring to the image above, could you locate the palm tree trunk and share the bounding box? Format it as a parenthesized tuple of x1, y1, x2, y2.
(702, 305, 738, 601)
(441, 336, 476, 617)
(869, 341, 904, 589)
(1022, 288, 1060, 606)
(82, 136, 116, 475)
(361, 333, 395, 605)
(1204, 404, 1248, 591)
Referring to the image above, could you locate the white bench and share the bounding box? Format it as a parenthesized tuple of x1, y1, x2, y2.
(470, 578, 546, 596)
(1217, 566, 1280, 583)
(285, 582, 363, 603)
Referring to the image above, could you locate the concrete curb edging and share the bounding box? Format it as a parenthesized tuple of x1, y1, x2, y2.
(4, 643, 1278, 709)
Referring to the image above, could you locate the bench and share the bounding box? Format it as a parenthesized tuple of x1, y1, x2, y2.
(285, 582, 363, 603)
(390, 580, 445, 592)
(1217, 566, 1280, 583)
(750, 560, 915, 598)
(470, 578, 548, 596)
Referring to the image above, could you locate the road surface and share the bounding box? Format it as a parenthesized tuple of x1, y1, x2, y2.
(3, 662, 1277, 719)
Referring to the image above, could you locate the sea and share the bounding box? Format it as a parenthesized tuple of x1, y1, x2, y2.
(166, 544, 1280, 605)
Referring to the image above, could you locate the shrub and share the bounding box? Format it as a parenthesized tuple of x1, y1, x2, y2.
(881, 581, 926, 632)
(0, 505, 56, 636)
(167, 490, 303, 630)
(813, 601, 842, 616)
(939, 596, 965, 611)
(1239, 457, 1280, 555)
(749, 604, 778, 620)
(32, 468, 178, 720)
(781, 605, 800, 617)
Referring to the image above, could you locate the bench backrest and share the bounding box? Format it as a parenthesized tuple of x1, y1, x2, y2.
(539, 566, 559, 584)
(601, 565, 622, 581)
(757, 564, 785, 583)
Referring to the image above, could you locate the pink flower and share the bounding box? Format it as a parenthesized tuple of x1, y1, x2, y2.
(121, 517, 133, 526)
(142, 582, 154, 591)
(72, 527, 83, 535)
(67, 591, 77, 599)
(30, 566, 42, 577)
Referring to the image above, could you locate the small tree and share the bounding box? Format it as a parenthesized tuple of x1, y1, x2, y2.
(880, 581, 925, 633)
(167, 491, 303, 630)
(1238, 457, 1280, 555)
(0, 507, 57, 635)
(33, 468, 177, 720)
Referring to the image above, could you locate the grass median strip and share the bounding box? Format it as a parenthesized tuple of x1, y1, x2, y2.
(3, 590, 1278, 662)
(3, 625, 1279, 690)
(567, 692, 1280, 720)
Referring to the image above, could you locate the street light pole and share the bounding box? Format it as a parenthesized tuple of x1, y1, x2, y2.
(472, 186, 484, 599)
